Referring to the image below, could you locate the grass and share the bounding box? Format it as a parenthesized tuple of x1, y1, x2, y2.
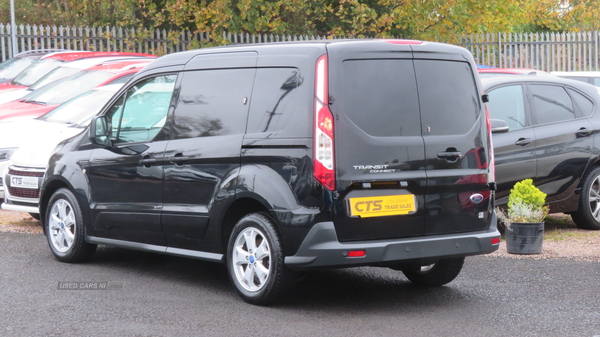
(543, 213, 600, 242)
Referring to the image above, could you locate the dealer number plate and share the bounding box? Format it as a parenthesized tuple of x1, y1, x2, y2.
(348, 194, 416, 218)
(10, 176, 39, 189)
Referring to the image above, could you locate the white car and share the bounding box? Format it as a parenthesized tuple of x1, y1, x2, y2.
(0, 85, 123, 208)
(551, 71, 600, 88)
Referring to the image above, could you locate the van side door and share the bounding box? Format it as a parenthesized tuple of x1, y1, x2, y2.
(86, 75, 177, 245)
(162, 52, 257, 251)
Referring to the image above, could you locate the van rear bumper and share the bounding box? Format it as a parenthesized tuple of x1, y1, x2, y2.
(285, 214, 500, 270)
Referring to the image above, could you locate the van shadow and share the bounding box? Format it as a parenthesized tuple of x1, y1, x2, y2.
(89, 246, 469, 311)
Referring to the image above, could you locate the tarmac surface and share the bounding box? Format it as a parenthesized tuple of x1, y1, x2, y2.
(1, 231, 599, 337)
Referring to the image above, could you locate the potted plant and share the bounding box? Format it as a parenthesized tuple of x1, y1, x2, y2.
(496, 179, 549, 254)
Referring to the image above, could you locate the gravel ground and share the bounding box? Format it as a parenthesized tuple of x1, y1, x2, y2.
(2, 209, 599, 262)
(0, 209, 42, 234)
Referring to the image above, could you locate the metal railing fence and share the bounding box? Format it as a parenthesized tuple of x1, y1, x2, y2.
(460, 31, 600, 71)
(0, 23, 332, 61)
(1, 23, 599, 72)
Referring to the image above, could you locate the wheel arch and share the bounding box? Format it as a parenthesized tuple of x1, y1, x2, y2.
(220, 197, 273, 256)
(40, 176, 89, 230)
(578, 157, 600, 189)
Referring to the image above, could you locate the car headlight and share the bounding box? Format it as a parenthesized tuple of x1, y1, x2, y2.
(0, 148, 16, 161)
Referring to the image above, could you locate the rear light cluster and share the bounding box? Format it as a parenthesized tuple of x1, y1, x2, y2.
(313, 55, 335, 191)
(484, 104, 495, 183)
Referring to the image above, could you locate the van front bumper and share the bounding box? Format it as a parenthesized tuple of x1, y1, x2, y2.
(285, 215, 500, 270)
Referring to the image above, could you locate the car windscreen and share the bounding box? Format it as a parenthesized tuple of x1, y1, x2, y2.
(0, 57, 37, 81)
(22, 69, 114, 105)
(38, 89, 117, 126)
(11, 59, 65, 86)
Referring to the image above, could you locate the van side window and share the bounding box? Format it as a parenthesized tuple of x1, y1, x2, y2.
(173, 69, 255, 139)
(415, 60, 479, 136)
(530, 84, 575, 124)
(341, 59, 421, 137)
(106, 75, 177, 144)
(246, 68, 303, 134)
(567, 88, 594, 117)
(487, 85, 527, 131)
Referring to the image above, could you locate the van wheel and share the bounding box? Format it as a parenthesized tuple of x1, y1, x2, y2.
(402, 257, 465, 286)
(46, 188, 96, 263)
(226, 213, 293, 305)
(572, 167, 600, 230)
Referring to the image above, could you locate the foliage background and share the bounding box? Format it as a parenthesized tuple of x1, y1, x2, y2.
(1, 0, 599, 45)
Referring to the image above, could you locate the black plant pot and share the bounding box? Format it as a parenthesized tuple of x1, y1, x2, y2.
(505, 222, 544, 255)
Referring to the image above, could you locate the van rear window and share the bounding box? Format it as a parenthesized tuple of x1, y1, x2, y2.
(341, 59, 421, 137)
(414, 60, 479, 136)
(341, 59, 479, 137)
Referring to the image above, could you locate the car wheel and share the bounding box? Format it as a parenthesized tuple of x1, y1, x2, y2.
(46, 188, 96, 262)
(28, 212, 40, 220)
(402, 257, 465, 286)
(572, 167, 600, 230)
(226, 213, 293, 305)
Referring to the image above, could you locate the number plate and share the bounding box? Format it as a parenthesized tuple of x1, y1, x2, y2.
(348, 194, 416, 218)
(10, 176, 39, 189)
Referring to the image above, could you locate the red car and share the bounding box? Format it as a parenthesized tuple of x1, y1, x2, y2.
(0, 51, 155, 95)
(0, 59, 153, 120)
(478, 68, 554, 77)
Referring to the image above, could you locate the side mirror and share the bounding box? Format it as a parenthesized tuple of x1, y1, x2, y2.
(491, 119, 509, 134)
(89, 116, 112, 147)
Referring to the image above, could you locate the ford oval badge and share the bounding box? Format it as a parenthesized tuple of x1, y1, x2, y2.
(470, 193, 484, 204)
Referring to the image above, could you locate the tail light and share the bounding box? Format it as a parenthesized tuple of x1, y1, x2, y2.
(485, 104, 495, 183)
(314, 55, 335, 191)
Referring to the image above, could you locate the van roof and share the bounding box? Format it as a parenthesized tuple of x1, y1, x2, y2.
(140, 39, 471, 74)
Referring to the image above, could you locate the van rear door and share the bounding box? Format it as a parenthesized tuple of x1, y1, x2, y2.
(328, 41, 491, 242)
(328, 42, 427, 242)
(413, 58, 492, 235)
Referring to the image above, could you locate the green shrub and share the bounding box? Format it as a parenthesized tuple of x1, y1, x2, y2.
(496, 179, 549, 226)
(508, 179, 546, 210)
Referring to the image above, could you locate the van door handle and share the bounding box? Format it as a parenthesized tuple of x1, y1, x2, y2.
(170, 156, 189, 165)
(139, 158, 157, 167)
(514, 138, 532, 146)
(576, 128, 592, 137)
(437, 151, 462, 162)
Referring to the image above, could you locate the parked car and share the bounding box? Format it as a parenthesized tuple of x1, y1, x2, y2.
(36, 39, 499, 305)
(0, 84, 124, 202)
(478, 68, 554, 77)
(551, 71, 600, 88)
(0, 49, 67, 83)
(0, 59, 152, 120)
(0, 51, 153, 96)
(0, 55, 155, 105)
(485, 75, 600, 230)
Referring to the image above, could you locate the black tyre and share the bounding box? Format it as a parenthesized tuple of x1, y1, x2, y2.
(402, 257, 465, 287)
(46, 188, 96, 262)
(28, 212, 40, 220)
(226, 213, 293, 305)
(571, 167, 600, 230)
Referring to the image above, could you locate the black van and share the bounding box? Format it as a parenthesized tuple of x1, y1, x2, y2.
(39, 39, 499, 305)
